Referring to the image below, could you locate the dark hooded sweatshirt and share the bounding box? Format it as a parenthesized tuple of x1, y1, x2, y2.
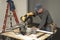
(25, 9, 53, 29)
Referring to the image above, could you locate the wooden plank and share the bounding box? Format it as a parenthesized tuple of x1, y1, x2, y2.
(38, 34, 51, 40)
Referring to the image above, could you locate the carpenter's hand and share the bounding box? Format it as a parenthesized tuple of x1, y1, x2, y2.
(27, 12, 34, 16)
(31, 26, 38, 30)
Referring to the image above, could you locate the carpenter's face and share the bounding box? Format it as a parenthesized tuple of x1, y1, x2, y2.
(37, 8, 43, 13)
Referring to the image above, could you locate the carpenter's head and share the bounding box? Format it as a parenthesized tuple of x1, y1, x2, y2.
(35, 4, 43, 13)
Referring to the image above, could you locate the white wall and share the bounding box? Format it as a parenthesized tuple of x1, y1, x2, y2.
(0, 0, 27, 32)
(0, 0, 6, 31)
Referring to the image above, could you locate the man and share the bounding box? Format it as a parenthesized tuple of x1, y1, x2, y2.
(21, 4, 53, 32)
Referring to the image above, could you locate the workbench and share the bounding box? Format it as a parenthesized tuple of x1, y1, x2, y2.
(1, 29, 53, 40)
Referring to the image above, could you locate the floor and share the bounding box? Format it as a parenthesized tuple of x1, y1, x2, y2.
(51, 28, 60, 40)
